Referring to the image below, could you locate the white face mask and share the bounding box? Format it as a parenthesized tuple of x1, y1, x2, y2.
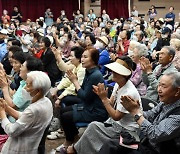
(101, 32, 106, 36)
(132, 35, 138, 41)
(47, 30, 51, 34)
(161, 34, 168, 39)
(22, 88, 32, 101)
(128, 50, 134, 56)
(4, 39, 8, 44)
(60, 31, 64, 36)
(94, 40, 104, 49)
(118, 36, 122, 41)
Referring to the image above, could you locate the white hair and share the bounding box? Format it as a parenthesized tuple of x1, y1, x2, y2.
(27, 71, 51, 96)
(129, 40, 140, 50)
(135, 44, 148, 57)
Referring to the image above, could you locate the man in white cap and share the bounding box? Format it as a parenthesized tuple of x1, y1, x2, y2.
(0, 29, 8, 61)
(94, 36, 110, 75)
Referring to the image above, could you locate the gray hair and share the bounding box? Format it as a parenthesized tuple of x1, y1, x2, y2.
(135, 44, 148, 57)
(163, 46, 176, 59)
(27, 71, 51, 96)
(165, 72, 180, 89)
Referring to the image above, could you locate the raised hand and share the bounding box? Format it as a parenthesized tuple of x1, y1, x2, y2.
(139, 57, 152, 74)
(51, 47, 62, 60)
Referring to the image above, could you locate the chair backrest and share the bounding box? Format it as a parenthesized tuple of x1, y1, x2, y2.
(141, 97, 158, 111)
(38, 125, 50, 154)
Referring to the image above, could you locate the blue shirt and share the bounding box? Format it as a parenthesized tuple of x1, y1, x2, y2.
(165, 12, 175, 27)
(9, 80, 30, 122)
(0, 42, 7, 62)
(98, 48, 110, 75)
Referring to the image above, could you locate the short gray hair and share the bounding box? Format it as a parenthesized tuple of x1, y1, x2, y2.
(165, 72, 180, 89)
(163, 46, 176, 59)
(27, 71, 51, 96)
(135, 44, 148, 57)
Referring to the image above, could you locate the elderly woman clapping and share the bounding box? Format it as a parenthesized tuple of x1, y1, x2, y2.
(0, 71, 53, 154)
(130, 43, 149, 96)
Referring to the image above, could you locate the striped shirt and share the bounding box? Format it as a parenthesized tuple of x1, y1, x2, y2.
(141, 99, 180, 151)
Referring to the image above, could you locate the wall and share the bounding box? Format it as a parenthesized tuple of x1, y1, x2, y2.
(84, 0, 101, 17)
(132, 0, 180, 21)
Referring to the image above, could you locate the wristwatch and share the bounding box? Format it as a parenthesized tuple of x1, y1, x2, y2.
(134, 113, 143, 122)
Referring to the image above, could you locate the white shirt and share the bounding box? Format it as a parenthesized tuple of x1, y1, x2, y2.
(1, 97, 53, 154)
(21, 34, 32, 52)
(111, 80, 142, 131)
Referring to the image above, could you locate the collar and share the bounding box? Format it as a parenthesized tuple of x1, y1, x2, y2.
(160, 62, 172, 70)
(86, 67, 98, 74)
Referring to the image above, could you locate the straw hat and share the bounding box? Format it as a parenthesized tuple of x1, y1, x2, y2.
(105, 59, 131, 76)
(98, 36, 109, 46)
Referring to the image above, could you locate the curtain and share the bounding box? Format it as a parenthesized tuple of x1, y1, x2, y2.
(1, 0, 78, 21)
(101, 0, 129, 19)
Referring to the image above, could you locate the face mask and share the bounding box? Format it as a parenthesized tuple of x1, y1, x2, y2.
(113, 22, 117, 25)
(94, 40, 104, 49)
(60, 31, 64, 36)
(161, 34, 168, 39)
(22, 88, 32, 101)
(4, 39, 7, 44)
(128, 50, 134, 56)
(47, 30, 51, 34)
(132, 35, 138, 41)
(80, 36, 85, 41)
(63, 37, 68, 42)
(118, 36, 122, 41)
(101, 32, 106, 36)
(176, 29, 180, 34)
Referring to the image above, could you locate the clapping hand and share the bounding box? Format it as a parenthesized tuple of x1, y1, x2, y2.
(0, 98, 8, 109)
(121, 96, 140, 115)
(66, 69, 78, 83)
(93, 83, 108, 101)
(139, 57, 152, 74)
(0, 70, 8, 88)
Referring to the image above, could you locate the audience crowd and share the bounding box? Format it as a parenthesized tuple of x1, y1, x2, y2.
(0, 4, 180, 154)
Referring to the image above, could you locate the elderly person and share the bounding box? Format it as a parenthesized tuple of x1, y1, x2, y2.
(56, 47, 108, 152)
(99, 72, 180, 154)
(0, 71, 53, 154)
(128, 40, 140, 57)
(67, 56, 143, 154)
(0, 56, 44, 123)
(94, 36, 110, 75)
(170, 38, 180, 71)
(130, 44, 148, 96)
(140, 46, 178, 102)
(51, 46, 85, 107)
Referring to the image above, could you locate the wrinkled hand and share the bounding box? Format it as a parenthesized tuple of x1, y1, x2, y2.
(66, 70, 78, 83)
(139, 57, 152, 74)
(0, 70, 8, 88)
(93, 83, 108, 101)
(121, 96, 140, 115)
